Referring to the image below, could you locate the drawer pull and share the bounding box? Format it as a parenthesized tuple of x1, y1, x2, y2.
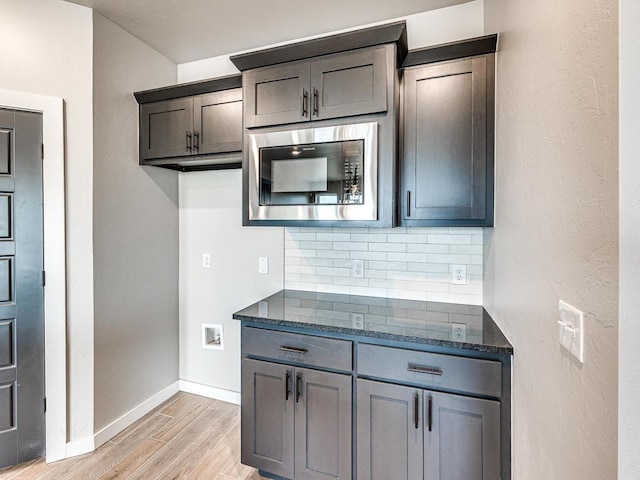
(407, 364, 443, 376)
(414, 393, 419, 429)
(279, 346, 309, 354)
(428, 395, 433, 432)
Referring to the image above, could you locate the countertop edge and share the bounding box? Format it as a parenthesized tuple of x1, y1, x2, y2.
(233, 313, 514, 355)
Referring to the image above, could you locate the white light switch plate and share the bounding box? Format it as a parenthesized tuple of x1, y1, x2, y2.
(558, 300, 584, 362)
(258, 257, 269, 274)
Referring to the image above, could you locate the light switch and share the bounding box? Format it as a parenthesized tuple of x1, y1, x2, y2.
(258, 257, 269, 274)
(558, 300, 584, 362)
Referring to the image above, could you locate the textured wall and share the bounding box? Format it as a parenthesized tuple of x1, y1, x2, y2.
(92, 13, 179, 431)
(285, 227, 483, 304)
(483, 1, 618, 479)
(0, 0, 95, 442)
(619, 0, 640, 476)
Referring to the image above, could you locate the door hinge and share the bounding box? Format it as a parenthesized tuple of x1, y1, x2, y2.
(41, 143, 44, 160)
(44, 397, 47, 413)
(42, 270, 46, 287)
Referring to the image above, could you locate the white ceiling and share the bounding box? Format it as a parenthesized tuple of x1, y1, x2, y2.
(64, 0, 472, 64)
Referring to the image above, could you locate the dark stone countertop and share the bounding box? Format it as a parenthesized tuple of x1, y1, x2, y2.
(233, 289, 513, 355)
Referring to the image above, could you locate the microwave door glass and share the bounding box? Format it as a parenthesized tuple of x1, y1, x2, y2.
(259, 140, 364, 206)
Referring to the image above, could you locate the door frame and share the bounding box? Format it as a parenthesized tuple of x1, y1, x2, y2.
(0, 89, 66, 463)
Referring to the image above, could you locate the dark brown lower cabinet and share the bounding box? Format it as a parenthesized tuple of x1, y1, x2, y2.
(241, 359, 352, 480)
(357, 379, 500, 480)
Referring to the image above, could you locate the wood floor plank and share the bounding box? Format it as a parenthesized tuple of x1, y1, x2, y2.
(128, 406, 226, 479)
(0, 394, 262, 480)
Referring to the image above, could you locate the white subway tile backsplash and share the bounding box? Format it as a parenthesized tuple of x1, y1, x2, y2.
(284, 227, 484, 305)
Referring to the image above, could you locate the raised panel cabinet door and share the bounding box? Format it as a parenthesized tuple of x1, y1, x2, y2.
(241, 359, 295, 479)
(356, 379, 423, 480)
(140, 97, 194, 161)
(294, 368, 352, 480)
(311, 45, 388, 121)
(402, 56, 490, 225)
(193, 89, 243, 155)
(244, 60, 311, 128)
(424, 391, 501, 480)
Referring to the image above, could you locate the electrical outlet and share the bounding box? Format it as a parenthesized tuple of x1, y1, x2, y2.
(351, 312, 364, 329)
(451, 323, 467, 342)
(202, 253, 211, 268)
(352, 259, 364, 278)
(452, 264, 467, 285)
(558, 300, 584, 362)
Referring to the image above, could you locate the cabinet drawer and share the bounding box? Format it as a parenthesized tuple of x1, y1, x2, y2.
(357, 344, 501, 397)
(242, 327, 352, 372)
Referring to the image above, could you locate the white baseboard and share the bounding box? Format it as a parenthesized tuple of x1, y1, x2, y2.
(178, 380, 241, 405)
(62, 379, 238, 460)
(65, 380, 180, 458)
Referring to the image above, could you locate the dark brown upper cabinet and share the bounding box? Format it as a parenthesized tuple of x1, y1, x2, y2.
(243, 45, 389, 129)
(135, 74, 243, 172)
(400, 36, 496, 227)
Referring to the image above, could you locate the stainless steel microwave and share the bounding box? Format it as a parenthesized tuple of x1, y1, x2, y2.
(247, 122, 378, 221)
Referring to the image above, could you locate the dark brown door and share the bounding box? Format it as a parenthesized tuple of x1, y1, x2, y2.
(243, 60, 311, 128)
(402, 56, 490, 225)
(311, 45, 388, 121)
(0, 108, 45, 468)
(193, 89, 243, 155)
(139, 97, 193, 160)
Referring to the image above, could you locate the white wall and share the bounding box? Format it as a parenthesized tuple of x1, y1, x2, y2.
(0, 0, 95, 443)
(483, 1, 618, 479)
(92, 13, 179, 432)
(179, 170, 283, 394)
(619, 0, 640, 477)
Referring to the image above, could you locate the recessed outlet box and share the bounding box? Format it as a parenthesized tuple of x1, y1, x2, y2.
(202, 253, 211, 268)
(352, 260, 364, 278)
(202, 324, 224, 350)
(451, 322, 467, 342)
(452, 264, 467, 285)
(258, 256, 269, 274)
(351, 312, 364, 329)
(558, 300, 584, 362)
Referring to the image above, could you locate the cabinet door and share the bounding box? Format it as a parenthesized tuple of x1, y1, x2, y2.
(241, 359, 295, 479)
(357, 379, 423, 480)
(244, 61, 311, 128)
(311, 46, 388, 121)
(193, 89, 243, 155)
(424, 391, 500, 480)
(294, 368, 352, 480)
(139, 97, 193, 160)
(402, 56, 490, 225)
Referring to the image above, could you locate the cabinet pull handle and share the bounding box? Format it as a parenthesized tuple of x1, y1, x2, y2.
(414, 393, 419, 429)
(428, 395, 433, 432)
(279, 346, 308, 354)
(302, 89, 308, 117)
(193, 131, 200, 151)
(406, 190, 411, 217)
(295, 374, 302, 403)
(186, 131, 192, 152)
(312, 87, 319, 116)
(285, 371, 291, 401)
(407, 364, 443, 376)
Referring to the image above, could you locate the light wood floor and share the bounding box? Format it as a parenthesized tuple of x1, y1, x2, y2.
(0, 392, 266, 480)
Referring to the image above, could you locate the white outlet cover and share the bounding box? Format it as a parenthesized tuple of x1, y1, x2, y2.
(202, 253, 211, 268)
(451, 322, 467, 342)
(452, 264, 467, 285)
(352, 259, 364, 278)
(351, 312, 364, 329)
(558, 300, 584, 362)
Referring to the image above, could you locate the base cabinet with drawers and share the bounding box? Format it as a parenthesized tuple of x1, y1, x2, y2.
(240, 324, 510, 480)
